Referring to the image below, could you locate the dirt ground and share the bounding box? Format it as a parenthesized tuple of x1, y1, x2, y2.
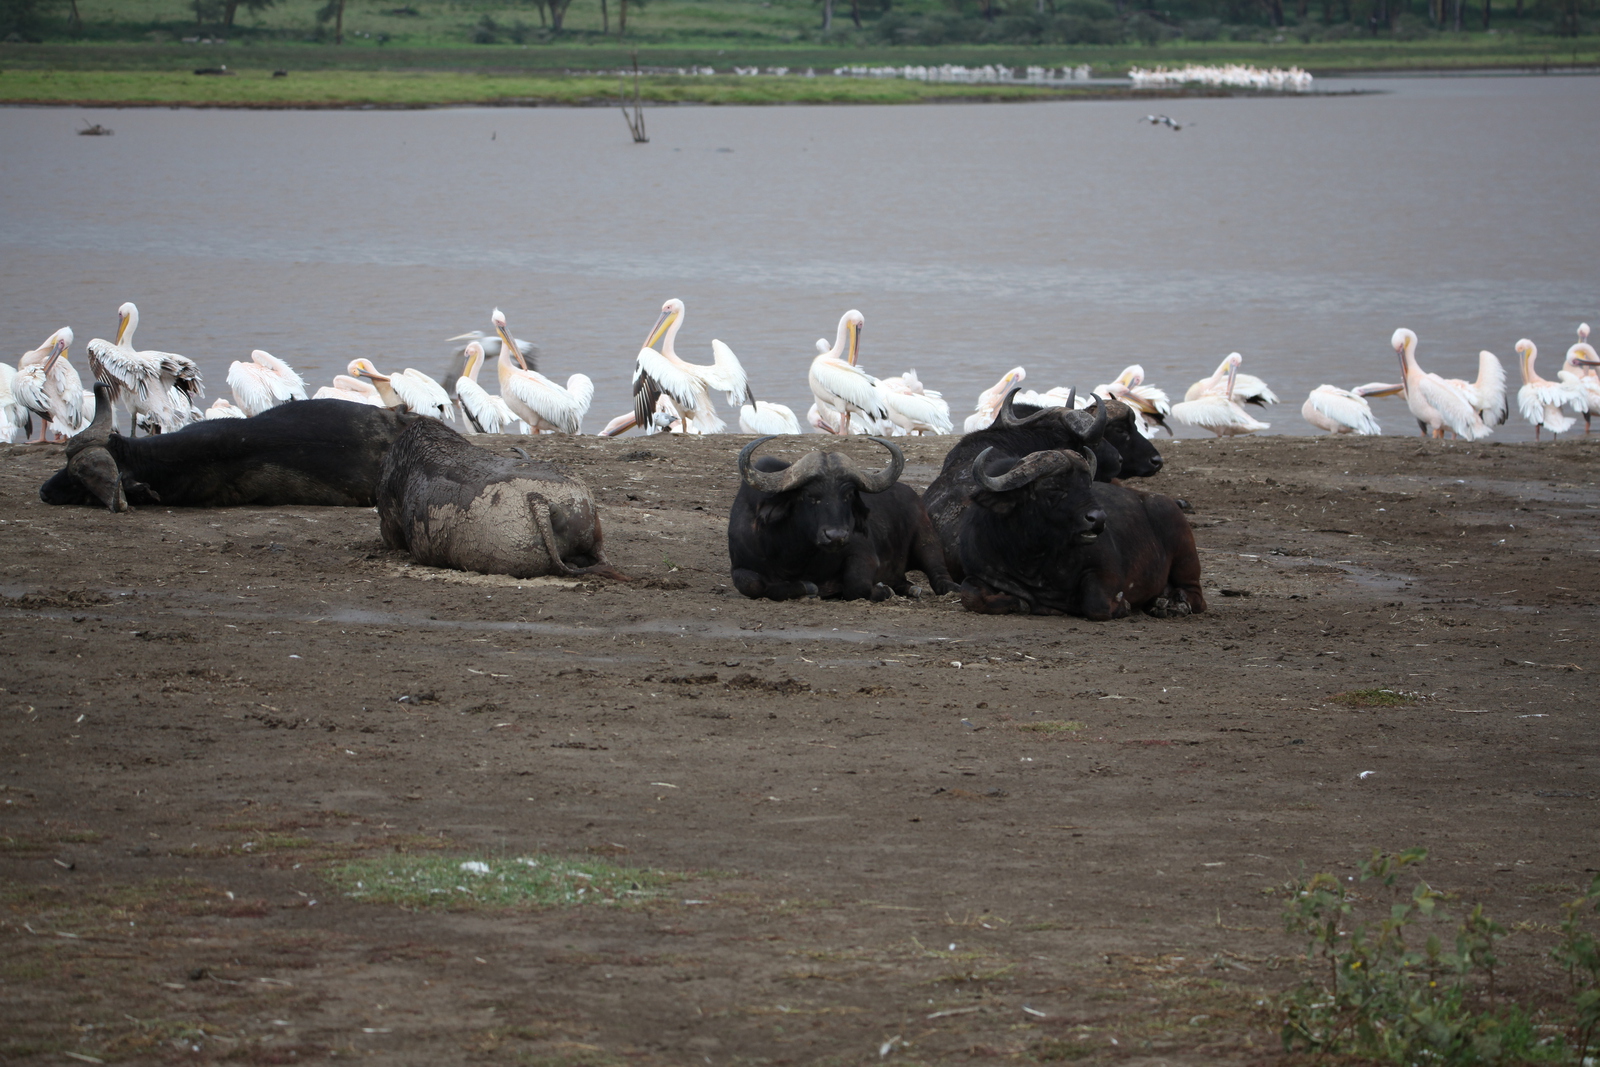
(1, 430, 1597, 1066)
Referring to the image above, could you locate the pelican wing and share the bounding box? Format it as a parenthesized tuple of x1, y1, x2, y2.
(458, 377, 508, 433)
(707, 340, 753, 407)
(12, 367, 51, 421)
(809, 356, 888, 420)
(879, 382, 952, 434)
(739, 400, 801, 436)
(85, 338, 145, 403)
(1305, 386, 1381, 435)
(1471, 350, 1507, 425)
(1232, 373, 1278, 406)
(1171, 396, 1270, 434)
(1415, 373, 1490, 440)
(393, 370, 453, 421)
(502, 368, 582, 434)
(634, 347, 709, 427)
(228, 363, 283, 417)
(47, 359, 86, 431)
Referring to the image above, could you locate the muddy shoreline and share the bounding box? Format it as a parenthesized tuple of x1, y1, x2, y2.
(2, 432, 1596, 1065)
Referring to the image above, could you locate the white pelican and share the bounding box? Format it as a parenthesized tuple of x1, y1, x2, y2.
(455, 341, 525, 434)
(1184, 353, 1277, 407)
(631, 299, 747, 435)
(1436, 350, 1508, 428)
(1515, 339, 1579, 440)
(1300, 382, 1403, 435)
(964, 366, 1026, 432)
(739, 399, 801, 435)
(204, 398, 248, 419)
(1558, 327, 1600, 434)
(1093, 365, 1171, 437)
(0, 364, 22, 443)
(348, 359, 453, 421)
(228, 349, 307, 416)
(14, 328, 86, 441)
(1391, 329, 1492, 440)
(446, 329, 538, 367)
(876, 368, 953, 435)
(809, 310, 887, 437)
(85, 302, 203, 435)
(493, 309, 592, 434)
(312, 375, 386, 406)
(1171, 354, 1271, 436)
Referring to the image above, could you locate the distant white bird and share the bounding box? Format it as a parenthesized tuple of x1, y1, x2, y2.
(493, 309, 592, 434)
(348, 358, 453, 421)
(1515, 338, 1579, 440)
(0, 364, 23, 443)
(1142, 114, 1183, 130)
(1391, 329, 1491, 440)
(877, 368, 952, 435)
(445, 329, 538, 367)
(964, 366, 1026, 432)
(14, 327, 85, 442)
(85, 302, 203, 435)
(1300, 382, 1403, 435)
(630, 299, 748, 435)
(1185, 353, 1277, 407)
(204, 397, 248, 419)
(739, 399, 801, 435)
(454, 341, 524, 434)
(809, 310, 888, 437)
(312, 375, 385, 406)
(1171, 353, 1270, 436)
(1438, 350, 1508, 428)
(228, 349, 307, 416)
(1558, 328, 1600, 435)
(1093, 364, 1171, 437)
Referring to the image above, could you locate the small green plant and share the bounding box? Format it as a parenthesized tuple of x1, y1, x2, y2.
(1280, 847, 1556, 1064)
(1552, 874, 1600, 1060)
(327, 852, 677, 910)
(1330, 688, 1421, 708)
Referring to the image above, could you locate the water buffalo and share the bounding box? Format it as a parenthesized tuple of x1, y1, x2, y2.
(729, 436, 958, 602)
(1006, 394, 1164, 480)
(377, 418, 622, 580)
(957, 446, 1204, 620)
(40, 385, 418, 511)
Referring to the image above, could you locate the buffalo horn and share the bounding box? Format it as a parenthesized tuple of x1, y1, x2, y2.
(996, 387, 1053, 429)
(738, 436, 828, 494)
(66, 382, 118, 459)
(1085, 393, 1108, 442)
(844, 437, 905, 494)
(972, 447, 1079, 492)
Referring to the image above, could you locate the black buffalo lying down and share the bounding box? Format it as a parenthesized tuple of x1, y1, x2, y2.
(958, 445, 1204, 620)
(40, 387, 418, 511)
(378, 418, 623, 580)
(729, 436, 958, 602)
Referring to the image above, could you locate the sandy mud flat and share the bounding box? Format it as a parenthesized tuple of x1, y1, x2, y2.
(1, 432, 1596, 1065)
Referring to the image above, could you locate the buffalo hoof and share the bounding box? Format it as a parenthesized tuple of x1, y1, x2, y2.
(905, 585, 924, 600)
(801, 582, 820, 598)
(1146, 597, 1192, 619)
(869, 582, 893, 602)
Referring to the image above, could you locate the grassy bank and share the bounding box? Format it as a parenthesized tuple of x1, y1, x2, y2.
(0, 67, 1156, 104)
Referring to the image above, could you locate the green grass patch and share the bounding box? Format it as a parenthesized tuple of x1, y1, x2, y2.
(1330, 687, 1420, 708)
(1016, 719, 1088, 733)
(327, 852, 680, 910)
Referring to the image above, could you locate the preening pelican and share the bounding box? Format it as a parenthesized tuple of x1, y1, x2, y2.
(1515, 339, 1579, 440)
(312, 375, 385, 406)
(205, 398, 248, 419)
(1170, 353, 1271, 436)
(1391, 329, 1492, 440)
(1435, 351, 1508, 428)
(1184, 353, 1277, 407)
(228, 349, 307, 416)
(1300, 382, 1403, 435)
(348, 359, 453, 421)
(14, 328, 85, 441)
(493, 309, 592, 434)
(964, 366, 1026, 432)
(739, 399, 801, 435)
(809, 310, 887, 437)
(874, 369, 952, 435)
(1558, 329, 1600, 434)
(630, 299, 747, 435)
(0, 364, 23, 443)
(455, 341, 526, 434)
(85, 302, 203, 435)
(1093, 365, 1171, 437)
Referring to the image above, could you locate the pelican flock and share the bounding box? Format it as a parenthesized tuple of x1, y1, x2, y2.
(4, 301, 1591, 452)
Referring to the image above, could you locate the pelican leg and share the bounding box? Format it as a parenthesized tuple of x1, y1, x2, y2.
(840, 411, 851, 436)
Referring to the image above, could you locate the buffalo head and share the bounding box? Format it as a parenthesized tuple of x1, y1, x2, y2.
(970, 446, 1103, 542)
(738, 435, 904, 551)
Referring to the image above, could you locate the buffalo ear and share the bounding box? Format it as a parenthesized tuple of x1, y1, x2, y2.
(971, 488, 1018, 516)
(756, 497, 792, 525)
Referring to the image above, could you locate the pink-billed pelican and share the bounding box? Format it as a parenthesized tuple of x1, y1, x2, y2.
(1184, 352, 1277, 407)
(1515, 339, 1579, 440)
(1300, 382, 1403, 435)
(739, 399, 801, 435)
(85, 302, 203, 435)
(1558, 327, 1600, 434)
(809, 310, 888, 437)
(631, 299, 748, 435)
(1171, 353, 1271, 436)
(1093, 365, 1171, 437)
(454, 341, 526, 435)
(1391, 329, 1492, 440)
(348, 359, 453, 421)
(963, 366, 1026, 432)
(493, 309, 592, 434)
(876, 368, 952, 435)
(312, 375, 385, 406)
(204, 398, 247, 419)
(228, 349, 307, 416)
(14, 328, 86, 441)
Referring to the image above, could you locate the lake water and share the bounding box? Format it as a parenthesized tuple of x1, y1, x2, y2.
(3, 73, 1598, 440)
